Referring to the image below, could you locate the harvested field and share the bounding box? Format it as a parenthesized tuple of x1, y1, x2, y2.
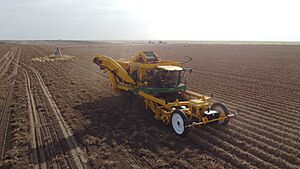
(0, 41, 299, 169)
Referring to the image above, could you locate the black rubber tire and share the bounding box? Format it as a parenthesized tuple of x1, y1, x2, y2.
(211, 102, 230, 126)
(171, 110, 189, 137)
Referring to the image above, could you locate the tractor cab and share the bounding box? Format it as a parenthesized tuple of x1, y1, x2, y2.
(154, 66, 184, 88)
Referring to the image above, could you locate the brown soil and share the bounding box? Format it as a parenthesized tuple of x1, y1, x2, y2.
(0, 41, 299, 169)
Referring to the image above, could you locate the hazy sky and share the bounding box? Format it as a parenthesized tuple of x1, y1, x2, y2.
(0, 0, 299, 41)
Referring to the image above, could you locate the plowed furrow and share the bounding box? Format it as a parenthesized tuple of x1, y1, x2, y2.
(191, 70, 300, 110)
(192, 68, 300, 93)
(215, 90, 300, 130)
(212, 84, 300, 122)
(195, 130, 277, 169)
(231, 119, 300, 151)
(188, 133, 256, 169)
(192, 72, 300, 112)
(190, 84, 300, 136)
(217, 94, 300, 138)
(47, 61, 112, 96)
(202, 127, 299, 168)
(229, 124, 299, 155)
(190, 81, 300, 122)
(210, 126, 300, 166)
(189, 86, 300, 143)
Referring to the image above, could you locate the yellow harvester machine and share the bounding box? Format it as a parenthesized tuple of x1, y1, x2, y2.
(93, 51, 236, 136)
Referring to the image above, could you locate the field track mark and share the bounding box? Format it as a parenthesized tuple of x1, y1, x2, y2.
(20, 61, 87, 169)
(8, 48, 21, 80)
(23, 68, 47, 169)
(0, 48, 18, 79)
(0, 82, 14, 160)
(0, 47, 20, 160)
(0, 49, 12, 63)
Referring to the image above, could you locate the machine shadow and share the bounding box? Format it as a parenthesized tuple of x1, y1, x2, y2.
(71, 94, 234, 166)
(73, 94, 176, 148)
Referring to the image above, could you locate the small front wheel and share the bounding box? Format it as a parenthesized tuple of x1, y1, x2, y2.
(171, 110, 189, 136)
(211, 102, 230, 126)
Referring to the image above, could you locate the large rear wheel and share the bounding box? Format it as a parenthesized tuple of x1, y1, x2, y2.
(171, 110, 189, 136)
(211, 102, 230, 126)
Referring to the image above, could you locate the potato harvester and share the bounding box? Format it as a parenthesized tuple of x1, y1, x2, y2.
(93, 51, 237, 136)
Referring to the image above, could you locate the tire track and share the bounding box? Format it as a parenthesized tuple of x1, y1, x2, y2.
(23, 68, 47, 169)
(8, 48, 21, 80)
(0, 48, 18, 79)
(20, 61, 87, 169)
(0, 82, 14, 160)
(0, 47, 20, 160)
(0, 49, 12, 63)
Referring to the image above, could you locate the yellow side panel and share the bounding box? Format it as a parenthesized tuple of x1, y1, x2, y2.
(94, 55, 136, 84)
(108, 71, 119, 92)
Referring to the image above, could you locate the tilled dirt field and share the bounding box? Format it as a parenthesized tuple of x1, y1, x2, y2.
(0, 41, 299, 169)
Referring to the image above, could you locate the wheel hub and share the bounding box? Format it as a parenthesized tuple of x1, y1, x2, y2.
(172, 113, 185, 135)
